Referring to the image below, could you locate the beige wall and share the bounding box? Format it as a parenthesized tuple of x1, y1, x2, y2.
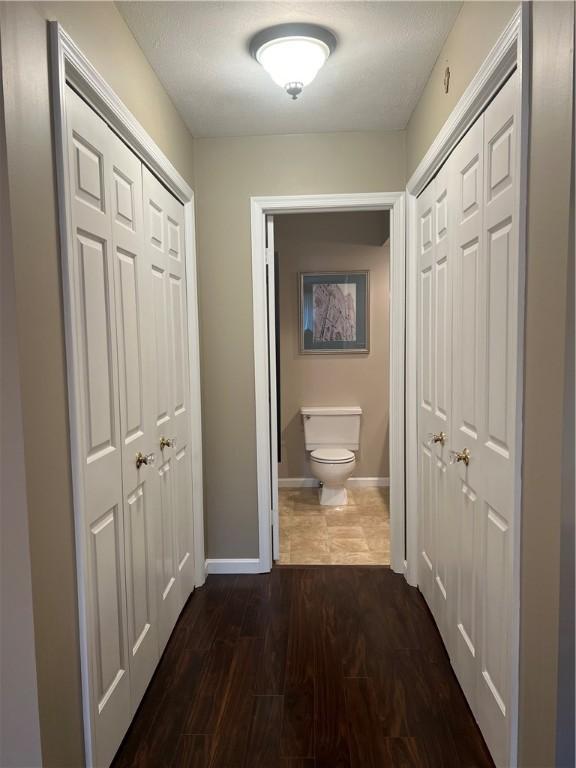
(275, 211, 390, 479)
(0, 42, 42, 767)
(0, 3, 195, 765)
(518, 3, 574, 766)
(406, 1, 518, 176)
(193, 131, 405, 559)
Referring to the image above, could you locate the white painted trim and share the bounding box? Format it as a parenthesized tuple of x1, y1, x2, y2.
(49, 22, 205, 767)
(387, 191, 406, 576)
(205, 558, 266, 575)
(183, 201, 206, 590)
(405, 189, 419, 588)
(404, 6, 527, 764)
(278, 477, 390, 489)
(508, 8, 531, 767)
(251, 192, 405, 576)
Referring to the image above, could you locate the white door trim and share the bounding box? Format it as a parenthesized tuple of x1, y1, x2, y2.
(251, 192, 405, 574)
(405, 5, 528, 764)
(49, 23, 205, 766)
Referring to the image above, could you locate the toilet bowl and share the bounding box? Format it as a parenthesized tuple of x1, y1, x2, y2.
(301, 406, 362, 506)
(309, 448, 356, 506)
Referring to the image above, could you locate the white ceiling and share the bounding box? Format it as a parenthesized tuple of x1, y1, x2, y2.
(118, 1, 461, 138)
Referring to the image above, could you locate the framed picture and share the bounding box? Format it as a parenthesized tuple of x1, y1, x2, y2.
(299, 271, 369, 353)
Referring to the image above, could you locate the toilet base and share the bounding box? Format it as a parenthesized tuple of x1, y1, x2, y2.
(319, 485, 348, 506)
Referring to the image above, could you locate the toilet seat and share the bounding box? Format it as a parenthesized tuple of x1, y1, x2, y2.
(310, 448, 355, 464)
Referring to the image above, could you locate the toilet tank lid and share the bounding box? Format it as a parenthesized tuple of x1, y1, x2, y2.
(300, 406, 362, 417)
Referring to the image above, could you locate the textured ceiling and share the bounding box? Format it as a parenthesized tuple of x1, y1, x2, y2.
(118, 1, 461, 137)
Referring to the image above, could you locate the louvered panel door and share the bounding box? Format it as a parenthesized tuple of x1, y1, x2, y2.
(142, 167, 194, 651)
(66, 87, 131, 767)
(474, 71, 519, 767)
(108, 129, 159, 713)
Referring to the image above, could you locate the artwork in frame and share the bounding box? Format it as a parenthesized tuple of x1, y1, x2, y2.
(299, 271, 369, 353)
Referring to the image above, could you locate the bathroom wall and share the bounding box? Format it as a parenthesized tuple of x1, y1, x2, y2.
(275, 211, 390, 480)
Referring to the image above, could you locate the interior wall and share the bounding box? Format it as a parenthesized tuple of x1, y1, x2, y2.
(275, 211, 390, 480)
(406, 1, 519, 178)
(193, 131, 405, 559)
(518, 3, 574, 765)
(0, 2, 195, 765)
(0, 40, 42, 768)
(556, 103, 574, 765)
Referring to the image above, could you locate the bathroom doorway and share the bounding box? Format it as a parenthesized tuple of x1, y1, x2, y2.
(250, 192, 406, 573)
(274, 211, 391, 564)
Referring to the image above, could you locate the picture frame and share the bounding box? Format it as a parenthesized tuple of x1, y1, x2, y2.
(299, 270, 370, 354)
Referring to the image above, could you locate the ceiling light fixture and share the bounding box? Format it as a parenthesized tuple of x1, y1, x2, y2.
(250, 23, 337, 100)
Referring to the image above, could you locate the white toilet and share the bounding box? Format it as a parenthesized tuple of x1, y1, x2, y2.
(300, 406, 362, 506)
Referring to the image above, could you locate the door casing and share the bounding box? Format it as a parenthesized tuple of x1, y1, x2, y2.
(250, 192, 406, 575)
(50, 22, 205, 767)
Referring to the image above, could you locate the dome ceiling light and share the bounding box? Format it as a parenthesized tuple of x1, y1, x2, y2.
(250, 23, 337, 100)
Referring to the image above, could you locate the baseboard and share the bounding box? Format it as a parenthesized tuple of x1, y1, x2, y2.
(278, 477, 390, 489)
(348, 477, 390, 488)
(278, 477, 318, 488)
(204, 558, 267, 575)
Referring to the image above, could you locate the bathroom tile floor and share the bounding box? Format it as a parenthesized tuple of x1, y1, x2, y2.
(278, 486, 390, 565)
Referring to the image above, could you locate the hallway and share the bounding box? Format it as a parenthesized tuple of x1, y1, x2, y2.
(112, 567, 494, 767)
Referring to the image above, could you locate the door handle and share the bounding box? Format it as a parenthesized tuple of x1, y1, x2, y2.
(450, 448, 471, 466)
(427, 431, 447, 446)
(159, 436, 177, 450)
(136, 451, 156, 469)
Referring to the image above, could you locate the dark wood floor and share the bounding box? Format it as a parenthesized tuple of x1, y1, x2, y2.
(112, 567, 494, 768)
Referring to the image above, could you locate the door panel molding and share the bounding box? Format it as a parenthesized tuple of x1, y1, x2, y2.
(50, 22, 205, 768)
(407, 7, 528, 767)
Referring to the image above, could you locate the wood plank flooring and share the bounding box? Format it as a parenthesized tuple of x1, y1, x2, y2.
(112, 567, 494, 768)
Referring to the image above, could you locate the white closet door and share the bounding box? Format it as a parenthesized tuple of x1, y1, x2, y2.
(162, 187, 195, 608)
(450, 71, 519, 766)
(109, 130, 159, 712)
(416, 162, 453, 650)
(430, 160, 453, 649)
(417, 181, 437, 609)
(475, 72, 519, 767)
(450, 114, 485, 709)
(66, 88, 131, 766)
(418, 71, 519, 767)
(142, 167, 194, 651)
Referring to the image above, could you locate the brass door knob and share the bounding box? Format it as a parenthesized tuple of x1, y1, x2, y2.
(159, 436, 177, 450)
(136, 451, 156, 469)
(450, 448, 471, 466)
(427, 431, 447, 446)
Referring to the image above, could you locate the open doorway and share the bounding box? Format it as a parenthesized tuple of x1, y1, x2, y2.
(274, 211, 391, 564)
(250, 192, 406, 574)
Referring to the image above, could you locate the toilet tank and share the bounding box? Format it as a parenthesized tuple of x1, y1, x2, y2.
(300, 406, 362, 450)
